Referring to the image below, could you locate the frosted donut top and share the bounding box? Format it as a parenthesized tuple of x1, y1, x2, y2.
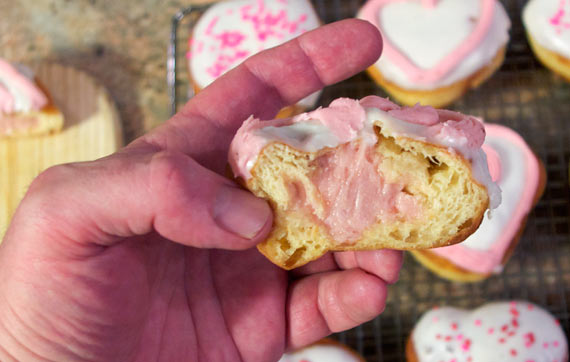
(430, 124, 541, 274)
(412, 301, 568, 362)
(188, 0, 320, 90)
(358, 0, 511, 90)
(524, 0, 570, 58)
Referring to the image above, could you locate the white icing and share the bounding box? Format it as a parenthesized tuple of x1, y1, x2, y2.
(369, 0, 510, 90)
(256, 121, 342, 152)
(412, 302, 568, 362)
(523, 0, 570, 58)
(278, 344, 362, 362)
(190, 0, 320, 87)
(461, 134, 526, 250)
(0, 65, 36, 113)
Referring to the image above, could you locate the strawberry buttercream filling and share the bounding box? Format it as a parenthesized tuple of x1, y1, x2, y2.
(310, 141, 420, 244)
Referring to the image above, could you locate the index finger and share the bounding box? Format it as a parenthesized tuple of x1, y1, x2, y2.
(136, 19, 382, 171)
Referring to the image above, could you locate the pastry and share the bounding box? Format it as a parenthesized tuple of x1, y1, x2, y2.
(279, 339, 365, 362)
(407, 301, 569, 362)
(358, 0, 511, 108)
(228, 96, 500, 269)
(411, 124, 546, 282)
(0, 59, 63, 138)
(187, 0, 321, 117)
(523, 0, 570, 81)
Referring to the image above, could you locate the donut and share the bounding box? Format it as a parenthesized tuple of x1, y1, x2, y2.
(0, 59, 63, 138)
(187, 0, 321, 117)
(358, 0, 511, 108)
(279, 339, 365, 362)
(228, 96, 500, 269)
(523, 0, 570, 81)
(406, 301, 569, 362)
(410, 124, 546, 282)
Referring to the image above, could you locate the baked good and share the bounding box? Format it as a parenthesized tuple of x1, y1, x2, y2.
(357, 0, 510, 108)
(279, 339, 365, 362)
(228, 96, 500, 269)
(407, 301, 569, 362)
(523, 0, 570, 81)
(411, 124, 546, 282)
(0, 59, 63, 138)
(187, 0, 321, 117)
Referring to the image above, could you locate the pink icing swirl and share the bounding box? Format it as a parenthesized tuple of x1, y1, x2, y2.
(358, 0, 496, 84)
(0, 59, 47, 115)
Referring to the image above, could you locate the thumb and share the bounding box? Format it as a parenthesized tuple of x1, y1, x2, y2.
(6, 147, 272, 253)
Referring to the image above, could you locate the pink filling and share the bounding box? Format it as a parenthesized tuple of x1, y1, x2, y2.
(308, 141, 420, 245)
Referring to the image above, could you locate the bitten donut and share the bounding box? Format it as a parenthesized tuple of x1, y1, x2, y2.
(0, 59, 63, 138)
(228, 96, 500, 269)
(279, 339, 365, 362)
(358, 0, 510, 108)
(407, 301, 569, 362)
(523, 0, 570, 81)
(187, 0, 321, 117)
(411, 124, 546, 282)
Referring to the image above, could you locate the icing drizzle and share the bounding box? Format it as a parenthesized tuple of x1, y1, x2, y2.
(0, 59, 47, 115)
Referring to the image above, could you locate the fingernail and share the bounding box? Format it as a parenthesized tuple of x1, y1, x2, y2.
(214, 185, 271, 239)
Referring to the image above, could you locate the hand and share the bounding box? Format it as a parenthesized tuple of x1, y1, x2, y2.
(0, 20, 402, 361)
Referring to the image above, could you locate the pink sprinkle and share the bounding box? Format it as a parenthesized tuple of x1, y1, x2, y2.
(524, 332, 535, 348)
(451, 322, 458, 330)
(526, 360, 536, 362)
(501, 324, 509, 332)
(553, 341, 560, 347)
(436, 334, 442, 340)
(510, 308, 519, 317)
(450, 359, 456, 362)
(456, 334, 464, 341)
(488, 328, 494, 334)
(499, 338, 506, 344)
(527, 304, 534, 310)
(461, 339, 471, 352)
(512, 318, 519, 328)
(474, 319, 482, 326)
(206, 16, 219, 36)
(544, 342, 549, 348)
(508, 331, 515, 337)
(510, 301, 517, 308)
(445, 336, 452, 342)
(510, 349, 518, 356)
(467, 358, 472, 362)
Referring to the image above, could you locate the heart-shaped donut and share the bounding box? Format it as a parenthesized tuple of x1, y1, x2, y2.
(407, 301, 568, 362)
(411, 124, 545, 281)
(358, 0, 510, 90)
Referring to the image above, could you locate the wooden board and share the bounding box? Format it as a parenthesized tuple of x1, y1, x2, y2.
(0, 63, 123, 237)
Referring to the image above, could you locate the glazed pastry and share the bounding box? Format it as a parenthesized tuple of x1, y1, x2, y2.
(0, 59, 63, 138)
(411, 124, 546, 282)
(228, 96, 500, 269)
(358, 0, 510, 108)
(407, 301, 569, 362)
(279, 339, 365, 362)
(187, 0, 321, 117)
(524, 0, 570, 81)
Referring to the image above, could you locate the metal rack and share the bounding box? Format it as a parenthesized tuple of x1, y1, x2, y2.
(168, 1, 570, 360)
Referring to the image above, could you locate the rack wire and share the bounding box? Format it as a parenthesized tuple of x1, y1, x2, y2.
(168, 1, 570, 360)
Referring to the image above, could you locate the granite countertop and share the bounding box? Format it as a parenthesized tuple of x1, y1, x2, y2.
(0, 0, 213, 141)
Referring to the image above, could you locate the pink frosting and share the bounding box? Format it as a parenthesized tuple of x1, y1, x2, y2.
(482, 143, 501, 182)
(430, 124, 540, 274)
(0, 59, 47, 115)
(229, 96, 488, 180)
(358, 0, 496, 84)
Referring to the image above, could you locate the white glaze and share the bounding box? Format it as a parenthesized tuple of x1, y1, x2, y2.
(524, 0, 570, 58)
(412, 301, 568, 362)
(460, 133, 526, 250)
(189, 0, 320, 88)
(278, 344, 362, 362)
(364, 0, 510, 90)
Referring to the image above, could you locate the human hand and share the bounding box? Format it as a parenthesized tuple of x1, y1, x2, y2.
(0, 20, 402, 361)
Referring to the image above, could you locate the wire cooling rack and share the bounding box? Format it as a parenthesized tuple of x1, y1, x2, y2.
(169, 1, 570, 360)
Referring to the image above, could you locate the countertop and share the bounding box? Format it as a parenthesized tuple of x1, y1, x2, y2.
(1, 0, 214, 141)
